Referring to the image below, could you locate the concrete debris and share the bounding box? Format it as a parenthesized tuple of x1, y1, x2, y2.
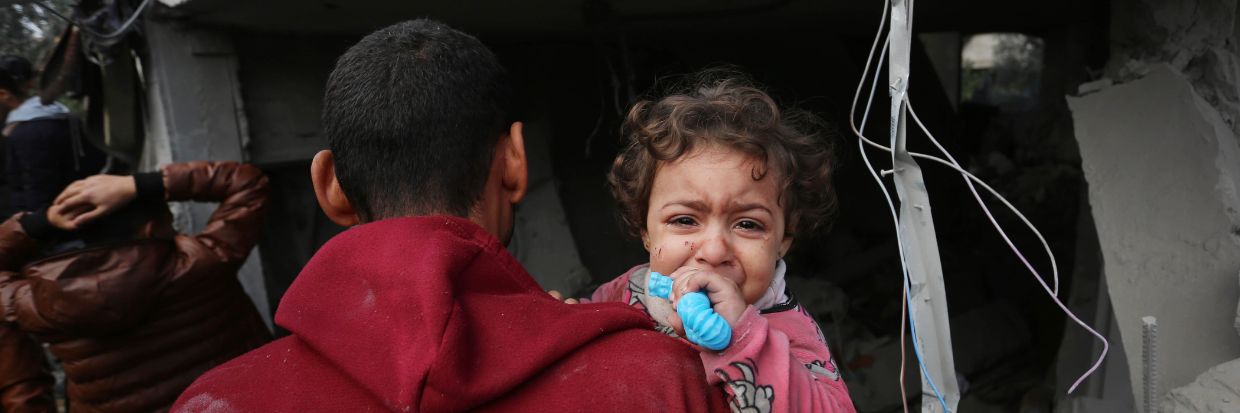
(1076, 78, 1113, 95)
(1162, 358, 1240, 413)
(1069, 63, 1240, 412)
(1108, 0, 1240, 139)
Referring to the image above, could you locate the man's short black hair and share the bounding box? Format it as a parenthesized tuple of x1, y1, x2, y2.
(0, 55, 32, 97)
(323, 19, 513, 221)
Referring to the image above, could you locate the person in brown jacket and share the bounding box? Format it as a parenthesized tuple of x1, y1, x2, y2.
(0, 324, 54, 413)
(0, 160, 273, 413)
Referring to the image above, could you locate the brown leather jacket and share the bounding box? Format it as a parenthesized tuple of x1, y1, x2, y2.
(0, 324, 54, 413)
(0, 161, 273, 413)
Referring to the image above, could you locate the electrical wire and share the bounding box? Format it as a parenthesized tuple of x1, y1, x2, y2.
(850, 13, 915, 413)
(899, 278, 909, 413)
(32, 0, 153, 42)
(903, 98, 1109, 394)
(849, 7, 911, 411)
(846, 0, 1109, 395)
(860, 133, 1062, 295)
(855, 89, 952, 412)
(878, 4, 959, 410)
(847, 0, 949, 410)
(886, 3, 956, 409)
(845, 3, 910, 412)
(897, 3, 952, 406)
(903, 96, 1060, 295)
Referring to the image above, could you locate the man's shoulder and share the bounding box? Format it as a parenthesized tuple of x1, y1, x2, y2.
(584, 327, 699, 367)
(8, 117, 68, 133)
(172, 336, 382, 412)
(552, 327, 710, 391)
(496, 327, 724, 412)
(5, 118, 70, 146)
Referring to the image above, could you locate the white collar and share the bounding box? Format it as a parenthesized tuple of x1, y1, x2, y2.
(754, 259, 790, 310)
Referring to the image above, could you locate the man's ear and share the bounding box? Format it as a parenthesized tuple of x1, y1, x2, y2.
(501, 122, 529, 205)
(310, 150, 361, 226)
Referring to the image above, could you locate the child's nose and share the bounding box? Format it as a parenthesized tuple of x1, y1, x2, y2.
(693, 229, 735, 268)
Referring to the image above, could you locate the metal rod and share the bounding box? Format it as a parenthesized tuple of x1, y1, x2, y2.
(1143, 316, 1159, 413)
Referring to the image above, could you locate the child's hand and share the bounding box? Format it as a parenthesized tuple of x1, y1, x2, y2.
(547, 290, 579, 304)
(662, 266, 747, 333)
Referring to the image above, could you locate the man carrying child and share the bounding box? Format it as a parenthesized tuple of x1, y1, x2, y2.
(173, 19, 724, 413)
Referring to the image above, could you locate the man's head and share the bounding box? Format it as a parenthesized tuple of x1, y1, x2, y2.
(76, 201, 176, 245)
(0, 55, 33, 118)
(310, 19, 527, 242)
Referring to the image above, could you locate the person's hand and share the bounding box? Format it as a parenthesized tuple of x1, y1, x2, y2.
(51, 175, 138, 230)
(661, 266, 747, 337)
(547, 290, 579, 304)
(46, 203, 76, 230)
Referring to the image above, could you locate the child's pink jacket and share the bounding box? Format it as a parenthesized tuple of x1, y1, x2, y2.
(587, 265, 857, 413)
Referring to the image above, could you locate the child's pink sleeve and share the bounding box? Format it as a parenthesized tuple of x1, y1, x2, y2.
(701, 305, 856, 412)
(584, 271, 632, 304)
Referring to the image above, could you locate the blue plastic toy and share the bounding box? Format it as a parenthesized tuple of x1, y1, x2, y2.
(647, 271, 732, 351)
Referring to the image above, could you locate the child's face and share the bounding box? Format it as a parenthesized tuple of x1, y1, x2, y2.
(643, 145, 792, 305)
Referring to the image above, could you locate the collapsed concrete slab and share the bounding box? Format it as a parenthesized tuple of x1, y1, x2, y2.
(1068, 63, 1240, 412)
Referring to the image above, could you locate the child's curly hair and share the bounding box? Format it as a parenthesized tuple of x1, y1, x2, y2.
(609, 69, 838, 239)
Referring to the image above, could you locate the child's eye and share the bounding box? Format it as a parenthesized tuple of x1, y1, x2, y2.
(670, 216, 698, 227)
(735, 219, 765, 231)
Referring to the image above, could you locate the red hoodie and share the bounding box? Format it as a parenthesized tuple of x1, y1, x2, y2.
(173, 216, 725, 412)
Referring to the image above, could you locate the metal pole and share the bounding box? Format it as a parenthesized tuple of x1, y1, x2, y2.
(887, 0, 960, 411)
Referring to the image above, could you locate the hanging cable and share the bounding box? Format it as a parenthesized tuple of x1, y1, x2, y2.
(847, 0, 950, 410)
(847, 0, 1108, 403)
(857, 116, 1061, 295)
(855, 72, 952, 412)
(904, 98, 1109, 394)
(32, 0, 154, 42)
(906, 96, 1060, 295)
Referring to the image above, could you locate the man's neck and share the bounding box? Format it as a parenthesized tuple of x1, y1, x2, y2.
(362, 212, 506, 244)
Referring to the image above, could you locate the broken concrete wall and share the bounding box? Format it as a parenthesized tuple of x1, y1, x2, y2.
(1068, 63, 1240, 412)
(1062, 1, 1240, 410)
(141, 18, 273, 330)
(1109, 0, 1240, 155)
(233, 34, 350, 165)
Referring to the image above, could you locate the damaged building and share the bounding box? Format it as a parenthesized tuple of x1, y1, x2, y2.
(16, 0, 1240, 411)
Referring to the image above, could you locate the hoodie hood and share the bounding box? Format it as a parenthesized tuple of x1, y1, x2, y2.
(6, 97, 69, 124)
(274, 216, 654, 412)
